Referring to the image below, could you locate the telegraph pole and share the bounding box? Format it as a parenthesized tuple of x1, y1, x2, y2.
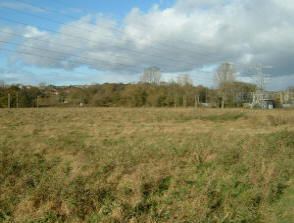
(195, 95, 197, 108)
(8, 93, 10, 108)
(16, 92, 19, 108)
(195, 95, 200, 108)
(36, 96, 39, 108)
(183, 95, 187, 107)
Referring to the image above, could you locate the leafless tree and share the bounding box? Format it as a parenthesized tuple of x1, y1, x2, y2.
(140, 66, 162, 85)
(214, 62, 237, 108)
(177, 74, 192, 86)
(0, 80, 5, 88)
(214, 62, 237, 87)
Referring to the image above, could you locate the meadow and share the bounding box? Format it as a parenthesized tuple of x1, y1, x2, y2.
(0, 108, 293, 223)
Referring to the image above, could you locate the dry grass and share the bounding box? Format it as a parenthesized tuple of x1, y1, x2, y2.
(0, 108, 293, 222)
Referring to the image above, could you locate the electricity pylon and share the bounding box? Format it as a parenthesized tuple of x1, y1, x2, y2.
(250, 63, 272, 90)
(250, 63, 272, 108)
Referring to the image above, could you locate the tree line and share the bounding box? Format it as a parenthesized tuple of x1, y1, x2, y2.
(0, 63, 262, 108)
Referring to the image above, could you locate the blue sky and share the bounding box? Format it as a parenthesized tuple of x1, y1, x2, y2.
(0, 0, 294, 90)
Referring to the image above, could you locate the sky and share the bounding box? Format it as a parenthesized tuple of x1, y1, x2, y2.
(0, 0, 294, 90)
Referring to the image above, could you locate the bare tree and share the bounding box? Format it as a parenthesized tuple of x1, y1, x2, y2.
(214, 62, 237, 87)
(140, 66, 162, 85)
(176, 74, 194, 107)
(214, 62, 237, 108)
(39, 82, 47, 88)
(0, 80, 5, 88)
(177, 74, 192, 86)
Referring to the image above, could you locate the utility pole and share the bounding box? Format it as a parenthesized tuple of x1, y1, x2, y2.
(8, 93, 10, 108)
(16, 92, 19, 108)
(0, 80, 4, 88)
(183, 95, 187, 107)
(195, 95, 200, 108)
(195, 95, 197, 108)
(36, 96, 39, 108)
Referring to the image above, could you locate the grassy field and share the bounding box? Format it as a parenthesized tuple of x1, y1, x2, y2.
(0, 108, 293, 223)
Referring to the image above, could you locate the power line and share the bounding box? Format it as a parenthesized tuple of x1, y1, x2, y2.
(5, 1, 254, 71)
(1, 47, 215, 85)
(0, 29, 90, 52)
(0, 29, 222, 73)
(0, 26, 225, 81)
(12, 0, 217, 56)
(1, 42, 214, 81)
(0, 7, 212, 67)
(0, 15, 216, 69)
(0, 39, 143, 73)
(1, 48, 136, 77)
(0, 2, 261, 88)
(0, 31, 218, 81)
(0, 42, 226, 84)
(0, 35, 240, 84)
(13, 0, 86, 21)
(1, 1, 247, 75)
(0, 2, 224, 83)
(46, 0, 224, 59)
(3, 0, 226, 62)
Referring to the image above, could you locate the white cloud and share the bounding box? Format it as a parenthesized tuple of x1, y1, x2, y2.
(23, 26, 48, 38)
(2, 0, 294, 89)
